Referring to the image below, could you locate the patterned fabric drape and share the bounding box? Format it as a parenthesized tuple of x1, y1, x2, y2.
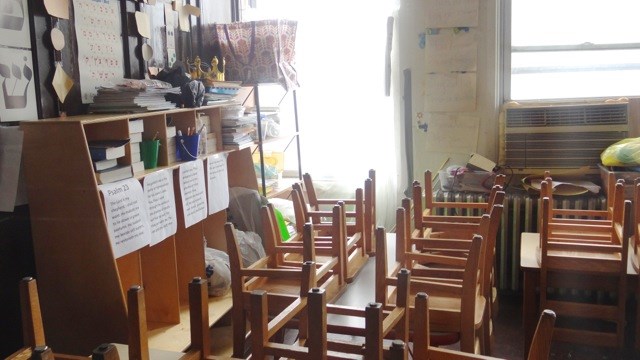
(203, 20, 299, 90)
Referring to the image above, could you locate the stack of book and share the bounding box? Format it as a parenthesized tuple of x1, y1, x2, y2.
(204, 81, 242, 103)
(129, 119, 145, 173)
(88, 139, 133, 184)
(166, 123, 177, 164)
(88, 79, 180, 113)
(222, 114, 256, 150)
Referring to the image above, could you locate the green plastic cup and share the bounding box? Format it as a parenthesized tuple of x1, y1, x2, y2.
(140, 139, 160, 169)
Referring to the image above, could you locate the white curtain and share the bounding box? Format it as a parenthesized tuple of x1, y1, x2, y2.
(242, 0, 404, 229)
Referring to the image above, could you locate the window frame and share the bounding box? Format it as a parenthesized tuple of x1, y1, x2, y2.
(501, 0, 640, 102)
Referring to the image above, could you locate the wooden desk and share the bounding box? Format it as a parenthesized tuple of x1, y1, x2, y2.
(520, 232, 637, 357)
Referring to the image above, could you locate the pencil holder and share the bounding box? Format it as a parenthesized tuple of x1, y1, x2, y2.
(176, 134, 200, 161)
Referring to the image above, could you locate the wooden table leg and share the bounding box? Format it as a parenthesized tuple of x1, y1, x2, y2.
(522, 269, 539, 358)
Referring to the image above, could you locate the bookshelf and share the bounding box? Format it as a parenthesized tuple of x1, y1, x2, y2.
(239, 84, 303, 197)
(20, 104, 258, 355)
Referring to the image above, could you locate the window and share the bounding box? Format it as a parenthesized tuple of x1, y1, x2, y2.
(505, 0, 640, 101)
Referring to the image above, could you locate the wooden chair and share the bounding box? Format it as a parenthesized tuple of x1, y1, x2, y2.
(249, 270, 414, 360)
(260, 202, 347, 293)
(7, 277, 105, 360)
(124, 279, 213, 360)
(290, 183, 369, 282)
(412, 292, 556, 360)
(376, 225, 488, 355)
(404, 192, 505, 332)
(302, 170, 376, 254)
(538, 174, 624, 243)
(225, 221, 325, 358)
(418, 169, 505, 218)
(538, 195, 631, 349)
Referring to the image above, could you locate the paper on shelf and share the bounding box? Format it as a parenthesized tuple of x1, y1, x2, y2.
(143, 170, 177, 246)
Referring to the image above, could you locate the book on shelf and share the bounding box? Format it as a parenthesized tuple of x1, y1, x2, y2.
(131, 151, 141, 163)
(95, 164, 133, 185)
(92, 158, 118, 172)
(129, 132, 142, 144)
(131, 161, 145, 174)
(206, 80, 242, 89)
(129, 119, 144, 133)
(88, 139, 130, 161)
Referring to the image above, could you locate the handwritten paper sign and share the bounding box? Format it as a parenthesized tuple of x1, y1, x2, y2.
(143, 170, 177, 245)
(425, 28, 477, 72)
(207, 154, 229, 215)
(425, 0, 479, 28)
(424, 113, 479, 154)
(179, 160, 207, 228)
(74, 0, 125, 103)
(425, 72, 476, 112)
(99, 178, 151, 258)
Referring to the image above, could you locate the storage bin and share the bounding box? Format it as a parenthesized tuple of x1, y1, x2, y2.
(598, 163, 640, 200)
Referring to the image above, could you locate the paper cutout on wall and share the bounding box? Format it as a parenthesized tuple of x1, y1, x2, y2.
(44, 0, 70, 19)
(135, 11, 151, 38)
(178, 4, 200, 32)
(51, 27, 65, 50)
(52, 63, 74, 103)
(142, 43, 153, 61)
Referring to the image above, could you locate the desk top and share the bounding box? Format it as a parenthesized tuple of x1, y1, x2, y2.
(519, 232, 637, 275)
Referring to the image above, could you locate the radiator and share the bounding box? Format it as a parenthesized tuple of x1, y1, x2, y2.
(432, 190, 607, 292)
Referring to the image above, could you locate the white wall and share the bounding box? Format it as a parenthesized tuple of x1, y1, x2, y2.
(397, 0, 500, 181)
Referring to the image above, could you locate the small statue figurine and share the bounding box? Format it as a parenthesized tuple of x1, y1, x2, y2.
(207, 56, 225, 81)
(189, 56, 205, 80)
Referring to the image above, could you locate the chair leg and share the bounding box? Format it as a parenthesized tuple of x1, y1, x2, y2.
(232, 304, 247, 358)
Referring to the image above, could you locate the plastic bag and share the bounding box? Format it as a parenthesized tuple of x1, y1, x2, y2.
(234, 228, 266, 267)
(204, 247, 231, 297)
(601, 137, 640, 166)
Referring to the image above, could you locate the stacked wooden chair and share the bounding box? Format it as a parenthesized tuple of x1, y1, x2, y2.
(539, 171, 623, 241)
(416, 170, 505, 220)
(412, 293, 556, 360)
(411, 174, 506, 321)
(249, 269, 414, 359)
(226, 219, 330, 358)
(302, 170, 377, 254)
(376, 221, 489, 355)
(290, 182, 369, 282)
(538, 180, 631, 350)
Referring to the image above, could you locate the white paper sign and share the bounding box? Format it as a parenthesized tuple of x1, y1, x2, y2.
(74, 0, 125, 103)
(425, 0, 479, 28)
(425, 72, 476, 112)
(207, 153, 229, 215)
(0, 0, 32, 48)
(179, 161, 207, 228)
(143, 170, 177, 245)
(99, 178, 151, 258)
(424, 114, 479, 154)
(425, 28, 477, 72)
(0, 47, 38, 122)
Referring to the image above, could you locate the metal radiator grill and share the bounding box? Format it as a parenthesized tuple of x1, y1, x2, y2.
(432, 190, 607, 292)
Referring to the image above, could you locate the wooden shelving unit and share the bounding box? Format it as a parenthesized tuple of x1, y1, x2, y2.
(20, 104, 258, 355)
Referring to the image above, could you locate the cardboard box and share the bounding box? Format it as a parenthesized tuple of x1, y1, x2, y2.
(598, 163, 640, 200)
